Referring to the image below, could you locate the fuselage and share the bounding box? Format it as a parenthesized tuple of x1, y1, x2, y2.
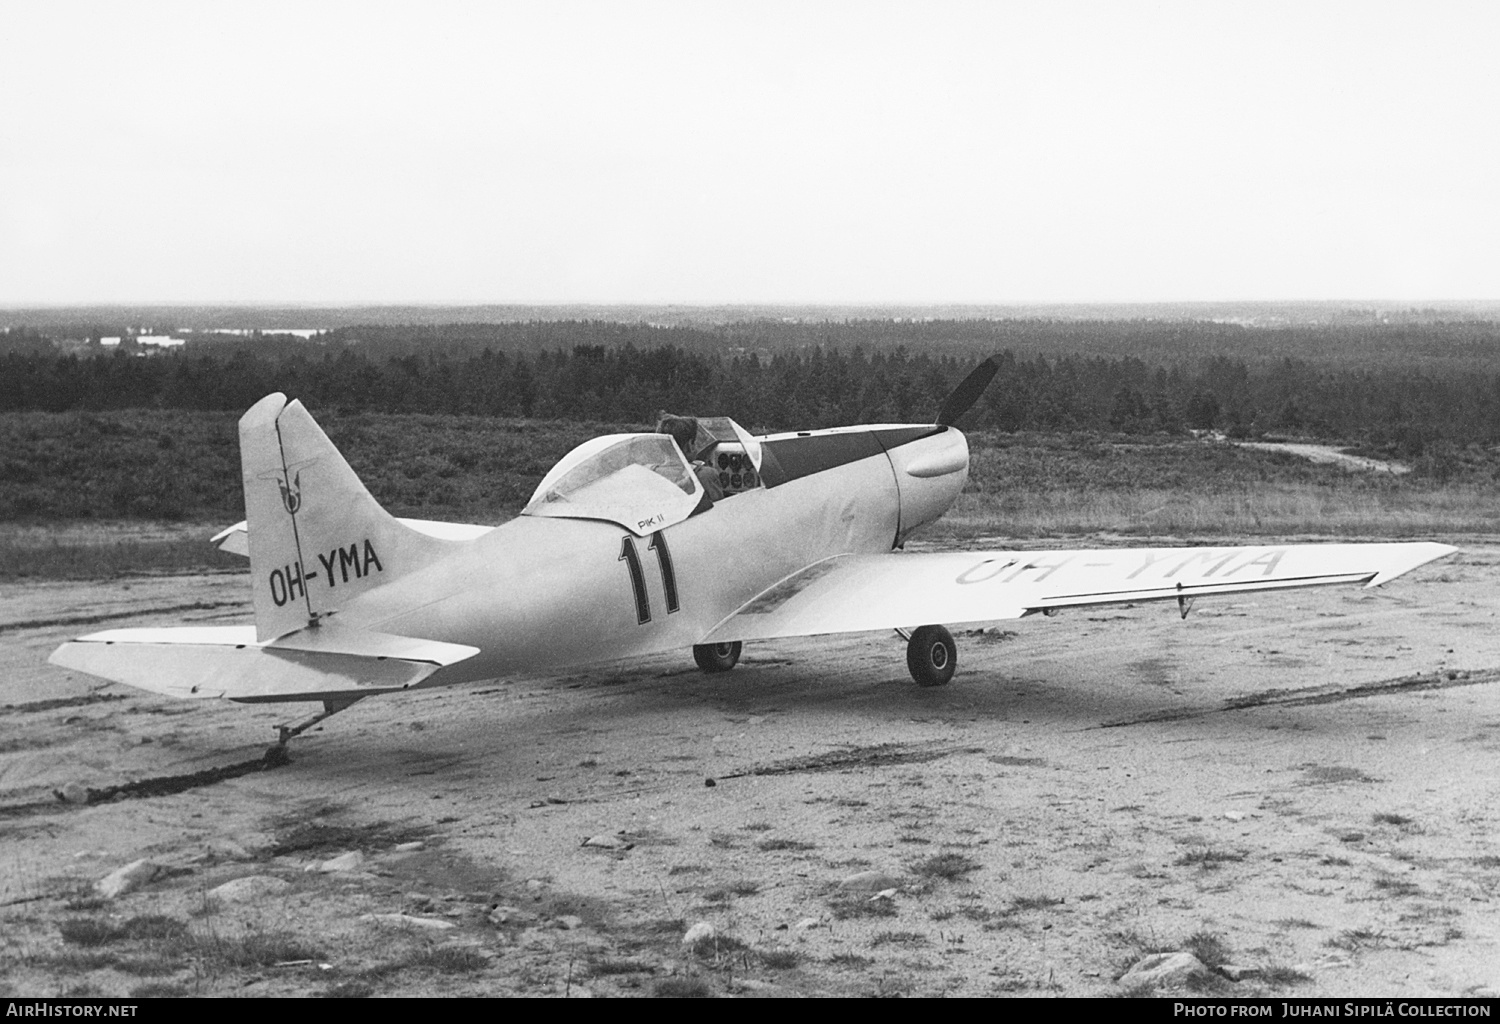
(327, 423, 971, 684)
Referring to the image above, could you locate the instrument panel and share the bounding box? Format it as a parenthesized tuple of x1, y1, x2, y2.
(713, 447, 760, 493)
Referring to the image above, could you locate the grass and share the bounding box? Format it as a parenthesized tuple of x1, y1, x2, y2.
(38, 950, 119, 972)
(981, 917, 1027, 932)
(1273, 918, 1321, 930)
(59, 918, 125, 947)
(701, 880, 760, 903)
(0, 409, 627, 526)
(756, 838, 816, 852)
(59, 914, 190, 948)
(587, 958, 656, 977)
(1173, 847, 1249, 869)
(1182, 931, 1231, 971)
(1326, 928, 1383, 951)
(48, 914, 326, 989)
(381, 945, 488, 974)
(687, 933, 750, 958)
(653, 976, 715, 997)
(911, 852, 980, 880)
(194, 929, 321, 969)
(1184, 972, 1236, 995)
(115, 954, 185, 977)
(1008, 894, 1065, 911)
(9, 415, 1500, 580)
(271, 819, 431, 857)
(870, 930, 927, 947)
(0, 528, 244, 579)
(943, 430, 1500, 541)
(759, 949, 800, 970)
(826, 952, 873, 968)
(45, 915, 197, 980)
(1260, 965, 1314, 987)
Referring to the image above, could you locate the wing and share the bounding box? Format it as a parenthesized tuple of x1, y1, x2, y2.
(701, 541, 1455, 643)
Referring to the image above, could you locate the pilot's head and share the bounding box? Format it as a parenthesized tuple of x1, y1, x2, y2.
(657, 415, 699, 459)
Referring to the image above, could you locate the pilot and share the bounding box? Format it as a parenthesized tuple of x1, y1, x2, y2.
(658, 414, 725, 501)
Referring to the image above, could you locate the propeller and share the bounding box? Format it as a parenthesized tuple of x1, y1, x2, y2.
(935, 355, 1001, 427)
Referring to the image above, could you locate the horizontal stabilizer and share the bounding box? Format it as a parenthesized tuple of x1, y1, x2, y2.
(211, 517, 494, 558)
(48, 622, 479, 704)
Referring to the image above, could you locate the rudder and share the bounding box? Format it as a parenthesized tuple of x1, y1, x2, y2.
(240, 393, 457, 641)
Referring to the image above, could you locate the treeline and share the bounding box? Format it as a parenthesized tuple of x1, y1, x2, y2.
(9, 315, 1500, 369)
(4, 343, 1500, 454)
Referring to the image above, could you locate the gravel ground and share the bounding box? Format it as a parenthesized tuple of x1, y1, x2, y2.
(2, 546, 1497, 998)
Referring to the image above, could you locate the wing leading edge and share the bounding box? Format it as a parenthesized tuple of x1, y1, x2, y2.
(701, 541, 1456, 643)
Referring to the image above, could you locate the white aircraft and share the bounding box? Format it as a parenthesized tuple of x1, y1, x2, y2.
(50, 359, 1455, 742)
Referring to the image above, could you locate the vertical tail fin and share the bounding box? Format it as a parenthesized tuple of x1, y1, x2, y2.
(240, 394, 456, 641)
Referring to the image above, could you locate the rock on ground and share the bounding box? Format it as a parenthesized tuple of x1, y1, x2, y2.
(682, 922, 716, 945)
(208, 875, 291, 903)
(306, 850, 365, 873)
(95, 859, 162, 899)
(838, 870, 902, 892)
(360, 913, 457, 931)
(1118, 952, 1212, 989)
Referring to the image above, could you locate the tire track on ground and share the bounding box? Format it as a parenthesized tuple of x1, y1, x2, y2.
(0, 746, 293, 820)
(1094, 667, 1500, 728)
(0, 600, 244, 635)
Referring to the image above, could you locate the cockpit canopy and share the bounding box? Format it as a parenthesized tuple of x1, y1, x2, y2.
(521, 418, 765, 535)
(523, 433, 702, 536)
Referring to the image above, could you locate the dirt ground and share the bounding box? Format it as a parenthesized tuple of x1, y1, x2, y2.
(2, 543, 1499, 998)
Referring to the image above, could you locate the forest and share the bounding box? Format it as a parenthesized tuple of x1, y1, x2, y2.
(3, 317, 1500, 454)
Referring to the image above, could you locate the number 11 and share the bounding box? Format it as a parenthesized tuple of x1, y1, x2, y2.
(619, 531, 679, 624)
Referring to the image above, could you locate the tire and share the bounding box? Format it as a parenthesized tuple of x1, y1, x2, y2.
(693, 641, 742, 674)
(906, 625, 956, 687)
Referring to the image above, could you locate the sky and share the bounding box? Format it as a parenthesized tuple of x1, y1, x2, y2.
(2, 1, 1497, 305)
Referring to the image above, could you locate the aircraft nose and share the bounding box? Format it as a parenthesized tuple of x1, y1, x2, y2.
(888, 428, 970, 543)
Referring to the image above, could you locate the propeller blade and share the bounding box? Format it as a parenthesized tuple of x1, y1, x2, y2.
(936, 356, 1001, 427)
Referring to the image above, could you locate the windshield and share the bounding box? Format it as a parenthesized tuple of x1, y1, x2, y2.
(532, 434, 694, 504)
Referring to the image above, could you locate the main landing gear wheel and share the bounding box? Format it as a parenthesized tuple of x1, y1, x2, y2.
(906, 625, 956, 687)
(694, 641, 742, 674)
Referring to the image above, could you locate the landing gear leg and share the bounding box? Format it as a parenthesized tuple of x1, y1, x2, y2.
(274, 698, 362, 746)
(693, 641, 742, 673)
(905, 625, 956, 687)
